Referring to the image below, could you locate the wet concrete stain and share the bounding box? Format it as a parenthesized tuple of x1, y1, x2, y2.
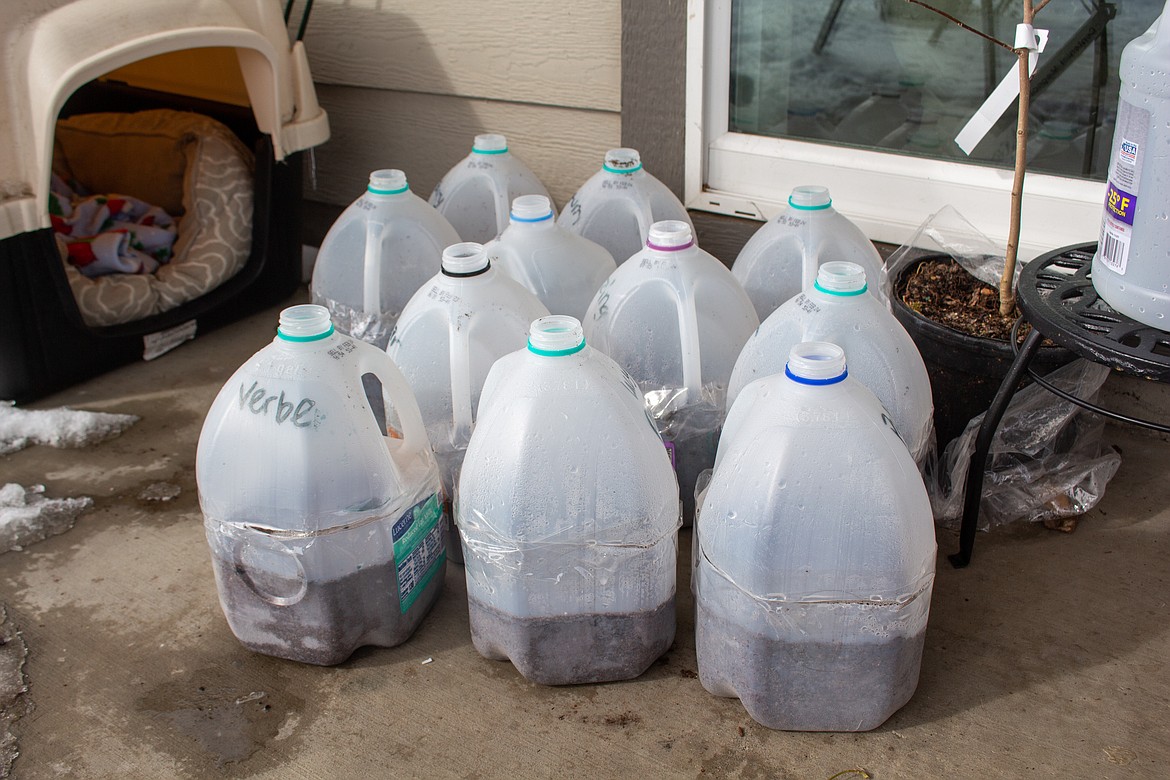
(138, 666, 306, 769)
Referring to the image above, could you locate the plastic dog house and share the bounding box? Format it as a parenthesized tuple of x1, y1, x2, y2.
(0, 0, 330, 402)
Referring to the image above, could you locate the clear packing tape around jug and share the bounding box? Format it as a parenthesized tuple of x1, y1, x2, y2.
(458, 500, 683, 598)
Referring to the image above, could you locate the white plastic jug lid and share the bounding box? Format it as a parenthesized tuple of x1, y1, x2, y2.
(528, 315, 585, 356)
(511, 194, 554, 223)
(473, 133, 508, 154)
(647, 220, 694, 251)
(277, 304, 335, 342)
(367, 169, 409, 195)
(788, 185, 831, 211)
(786, 341, 847, 385)
(604, 148, 642, 174)
(442, 242, 491, 276)
(815, 261, 867, 296)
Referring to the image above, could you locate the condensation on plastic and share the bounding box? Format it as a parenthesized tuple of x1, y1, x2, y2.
(457, 330, 681, 618)
(728, 261, 935, 465)
(692, 349, 935, 730)
(197, 305, 444, 664)
(931, 359, 1122, 529)
(310, 170, 460, 349)
(731, 185, 888, 321)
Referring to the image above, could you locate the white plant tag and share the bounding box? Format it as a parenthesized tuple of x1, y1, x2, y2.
(955, 24, 1049, 155)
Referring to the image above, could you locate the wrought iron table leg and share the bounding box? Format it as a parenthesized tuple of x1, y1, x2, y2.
(950, 327, 1045, 568)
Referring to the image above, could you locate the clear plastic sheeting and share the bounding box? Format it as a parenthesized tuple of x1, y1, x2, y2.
(881, 204, 1016, 300)
(931, 359, 1122, 530)
(311, 294, 394, 350)
(645, 382, 727, 506)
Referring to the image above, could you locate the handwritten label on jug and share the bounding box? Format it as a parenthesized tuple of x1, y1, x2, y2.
(565, 196, 582, 226)
(238, 381, 322, 428)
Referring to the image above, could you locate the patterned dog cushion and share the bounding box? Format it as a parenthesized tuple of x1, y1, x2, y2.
(52, 109, 254, 327)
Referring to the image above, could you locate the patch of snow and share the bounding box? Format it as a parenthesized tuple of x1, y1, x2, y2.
(0, 484, 93, 553)
(0, 401, 138, 455)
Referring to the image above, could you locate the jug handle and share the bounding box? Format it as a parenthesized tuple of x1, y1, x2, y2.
(486, 174, 512, 238)
(672, 276, 704, 405)
(362, 217, 387, 316)
(356, 347, 428, 460)
(448, 312, 474, 448)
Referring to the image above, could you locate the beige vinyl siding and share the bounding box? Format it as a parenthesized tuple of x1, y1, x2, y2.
(302, 0, 621, 209)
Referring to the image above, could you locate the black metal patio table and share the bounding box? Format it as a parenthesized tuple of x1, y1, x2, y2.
(953, 241, 1170, 567)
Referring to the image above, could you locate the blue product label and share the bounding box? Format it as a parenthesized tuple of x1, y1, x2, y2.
(391, 493, 445, 613)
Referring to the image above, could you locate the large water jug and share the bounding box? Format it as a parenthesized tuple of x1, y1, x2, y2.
(583, 221, 759, 523)
(558, 148, 693, 265)
(197, 304, 445, 666)
(458, 315, 680, 685)
(728, 261, 934, 464)
(387, 242, 550, 564)
(485, 195, 617, 320)
(695, 342, 936, 731)
(731, 185, 887, 321)
(429, 134, 552, 244)
(1092, 2, 1170, 330)
(310, 169, 460, 349)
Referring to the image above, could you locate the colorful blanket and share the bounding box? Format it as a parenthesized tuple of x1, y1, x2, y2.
(49, 174, 177, 277)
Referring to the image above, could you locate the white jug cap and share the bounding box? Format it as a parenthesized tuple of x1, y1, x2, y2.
(473, 134, 508, 154)
(788, 185, 831, 210)
(815, 261, 868, 296)
(277, 304, 334, 342)
(647, 220, 694, 251)
(528, 315, 585, 356)
(442, 242, 491, 276)
(785, 341, 848, 385)
(510, 195, 554, 223)
(367, 169, 409, 195)
(604, 148, 642, 174)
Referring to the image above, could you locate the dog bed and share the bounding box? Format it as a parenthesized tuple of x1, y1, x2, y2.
(52, 109, 254, 326)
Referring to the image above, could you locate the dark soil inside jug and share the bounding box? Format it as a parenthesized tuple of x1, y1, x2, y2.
(213, 555, 444, 666)
(696, 603, 925, 732)
(468, 596, 675, 686)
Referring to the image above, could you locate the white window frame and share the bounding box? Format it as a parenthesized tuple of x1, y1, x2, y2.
(684, 0, 1107, 259)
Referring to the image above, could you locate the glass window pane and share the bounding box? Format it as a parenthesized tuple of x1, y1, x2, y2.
(729, 0, 1161, 180)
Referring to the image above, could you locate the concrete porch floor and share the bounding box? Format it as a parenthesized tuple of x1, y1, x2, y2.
(2, 289, 1168, 779)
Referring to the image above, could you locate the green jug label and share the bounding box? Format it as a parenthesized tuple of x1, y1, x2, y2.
(392, 493, 446, 612)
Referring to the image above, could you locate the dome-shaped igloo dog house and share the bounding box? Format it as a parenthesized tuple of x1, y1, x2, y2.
(0, 0, 330, 402)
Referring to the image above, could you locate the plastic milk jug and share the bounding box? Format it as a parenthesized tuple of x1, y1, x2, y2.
(387, 242, 549, 563)
(583, 221, 759, 523)
(429, 134, 552, 243)
(695, 342, 936, 731)
(731, 185, 887, 321)
(485, 195, 617, 320)
(457, 315, 680, 685)
(310, 169, 460, 349)
(728, 261, 934, 464)
(558, 148, 693, 265)
(1092, 2, 1170, 330)
(197, 305, 446, 665)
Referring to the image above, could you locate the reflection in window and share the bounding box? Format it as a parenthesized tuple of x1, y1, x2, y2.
(729, 0, 1160, 180)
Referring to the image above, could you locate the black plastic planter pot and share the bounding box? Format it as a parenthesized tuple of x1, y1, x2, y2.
(889, 255, 1077, 453)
